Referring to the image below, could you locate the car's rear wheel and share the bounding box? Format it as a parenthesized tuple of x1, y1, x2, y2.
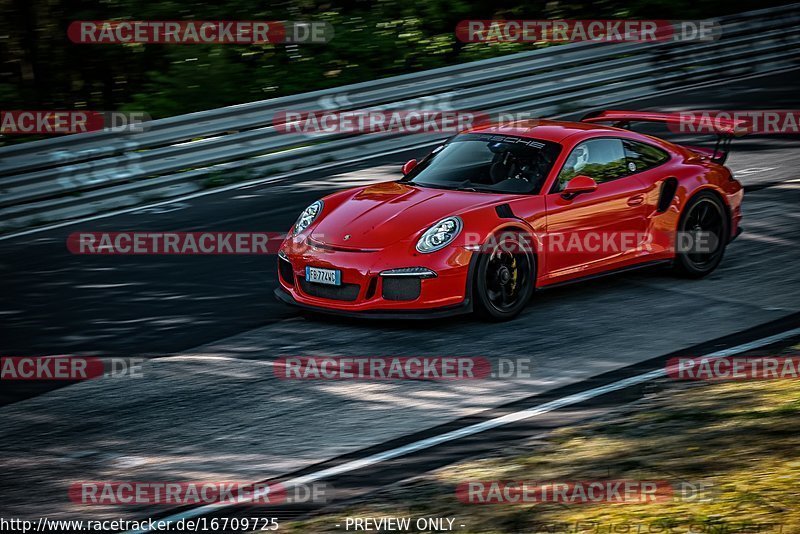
(673, 191, 729, 278)
(474, 232, 535, 321)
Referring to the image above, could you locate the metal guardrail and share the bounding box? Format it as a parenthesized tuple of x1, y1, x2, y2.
(1, 4, 798, 232)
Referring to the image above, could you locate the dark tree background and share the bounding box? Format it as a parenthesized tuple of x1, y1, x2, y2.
(0, 0, 788, 118)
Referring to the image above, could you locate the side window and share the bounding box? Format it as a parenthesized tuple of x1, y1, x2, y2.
(624, 140, 669, 173)
(554, 138, 627, 191)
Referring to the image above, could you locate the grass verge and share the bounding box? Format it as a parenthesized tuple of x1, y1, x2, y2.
(287, 339, 800, 533)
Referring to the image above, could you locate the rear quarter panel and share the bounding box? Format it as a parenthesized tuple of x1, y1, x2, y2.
(638, 145, 743, 258)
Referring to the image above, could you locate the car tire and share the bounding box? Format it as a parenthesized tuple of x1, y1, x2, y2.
(473, 232, 535, 321)
(673, 191, 730, 278)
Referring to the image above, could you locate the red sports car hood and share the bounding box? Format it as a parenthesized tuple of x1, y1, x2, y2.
(311, 182, 507, 249)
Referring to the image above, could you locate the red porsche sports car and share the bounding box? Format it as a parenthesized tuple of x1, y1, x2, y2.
(275, 110, 743, 320)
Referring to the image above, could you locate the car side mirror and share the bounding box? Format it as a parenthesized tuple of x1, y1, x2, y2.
(402, 159, 418, 176)
(561, 175, 597, 199)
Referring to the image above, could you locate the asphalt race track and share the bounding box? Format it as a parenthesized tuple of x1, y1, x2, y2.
(0, 70, 798, 522)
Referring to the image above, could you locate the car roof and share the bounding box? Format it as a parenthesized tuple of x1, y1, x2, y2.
(464, 119, 617, 143)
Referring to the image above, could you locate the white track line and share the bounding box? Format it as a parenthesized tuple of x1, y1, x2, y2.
(127, 326, 800, 533)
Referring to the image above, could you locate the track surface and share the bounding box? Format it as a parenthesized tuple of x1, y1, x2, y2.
(0, 72, 798, 522)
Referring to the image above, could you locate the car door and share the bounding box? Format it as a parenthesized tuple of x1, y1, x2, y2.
(543, 137, 650, 280)
(621, 138, 674, 256)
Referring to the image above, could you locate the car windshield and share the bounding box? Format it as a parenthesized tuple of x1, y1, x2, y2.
(403, 133, 561, 194)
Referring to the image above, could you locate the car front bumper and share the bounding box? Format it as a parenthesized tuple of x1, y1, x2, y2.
(273, 286, 472, 319)
(275, 237, 476, 317)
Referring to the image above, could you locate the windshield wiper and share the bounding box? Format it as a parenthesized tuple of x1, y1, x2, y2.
(412, 180, 496, 193)
(411, 181, 452, 190)
(454, 180, 496, 193)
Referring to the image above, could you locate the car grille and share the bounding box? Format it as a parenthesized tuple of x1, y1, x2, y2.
(382, 277, 421, 301)
(298, 277, 360, 301)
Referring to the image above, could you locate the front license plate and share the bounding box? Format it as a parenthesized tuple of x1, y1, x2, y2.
(305, 266, 341, 286)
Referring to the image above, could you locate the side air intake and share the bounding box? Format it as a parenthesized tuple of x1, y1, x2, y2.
(657, 178, 679, 213)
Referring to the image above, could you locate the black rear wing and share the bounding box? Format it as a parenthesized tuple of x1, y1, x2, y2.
(581, 110, 745, 165)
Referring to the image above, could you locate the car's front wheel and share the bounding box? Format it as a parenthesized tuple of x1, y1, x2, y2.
(673, 191, 729, 278)
(473, 232, 535, 321)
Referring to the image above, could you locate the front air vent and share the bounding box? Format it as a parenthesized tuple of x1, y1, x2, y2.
(382, 278, 421, 301)
(278, 256, 295, 286)
(298, 277, 360, 301)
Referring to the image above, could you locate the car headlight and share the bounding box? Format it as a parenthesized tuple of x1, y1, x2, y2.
(416, 216, 462, 253)
(293, 200, 323, 234)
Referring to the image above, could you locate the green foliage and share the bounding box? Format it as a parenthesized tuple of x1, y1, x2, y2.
(0, 0, 788, 120)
